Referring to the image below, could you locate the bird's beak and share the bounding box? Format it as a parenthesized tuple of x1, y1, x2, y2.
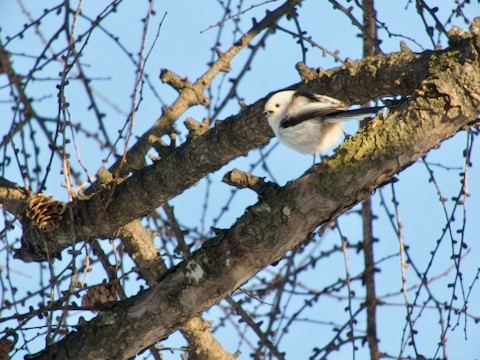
(263, 110, 272, 117)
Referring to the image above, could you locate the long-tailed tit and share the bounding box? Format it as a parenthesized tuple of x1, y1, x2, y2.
(263, 90, 385, 154)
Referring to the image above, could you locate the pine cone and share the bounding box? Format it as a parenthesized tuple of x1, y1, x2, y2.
(26, 193, 66, 232)
(81, 282, 119, 310)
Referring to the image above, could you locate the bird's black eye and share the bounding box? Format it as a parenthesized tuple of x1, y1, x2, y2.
(275, 103, 280, 108)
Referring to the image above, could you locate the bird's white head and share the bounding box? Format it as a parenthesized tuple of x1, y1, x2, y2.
(263, 90, 296, 128)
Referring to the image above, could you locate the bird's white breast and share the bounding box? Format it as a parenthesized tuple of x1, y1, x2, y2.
(276, 120, 343, 154)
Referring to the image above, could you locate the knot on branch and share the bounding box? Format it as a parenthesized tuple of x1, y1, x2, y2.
(399, 41, 413, 53)
(160, 68, 191, 89)
(223, 169, 279, 198)
(448, 17, 480, 49)
(97, 166, 114, 188)
(296, 62, 320, 83)
(214, 48, 231, 73)
(160, 69, 209, 105)
(148, 132, 177, 158)
(185, 117, 210, 140)
(448, 26, 472, 47)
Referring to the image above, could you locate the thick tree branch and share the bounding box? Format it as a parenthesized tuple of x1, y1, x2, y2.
(29, 22, 480, 359)
(11, 28, 480, 261)
(116, 220, 236, 359)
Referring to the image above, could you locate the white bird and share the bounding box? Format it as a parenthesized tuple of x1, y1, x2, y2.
(263, 90, 384, 154)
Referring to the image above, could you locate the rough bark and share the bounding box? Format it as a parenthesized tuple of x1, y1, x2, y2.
(116, 220, 236, 360)
(27, 22, 480, 360)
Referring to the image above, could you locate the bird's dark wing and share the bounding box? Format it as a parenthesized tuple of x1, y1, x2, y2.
(280, 106, 385, 129)
(280, 108, 342, 128)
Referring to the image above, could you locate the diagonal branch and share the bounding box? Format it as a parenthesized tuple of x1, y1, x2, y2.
(116, 220, 236, 359)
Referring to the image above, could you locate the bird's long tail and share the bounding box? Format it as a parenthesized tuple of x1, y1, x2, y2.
(324, 106, 386, 123)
